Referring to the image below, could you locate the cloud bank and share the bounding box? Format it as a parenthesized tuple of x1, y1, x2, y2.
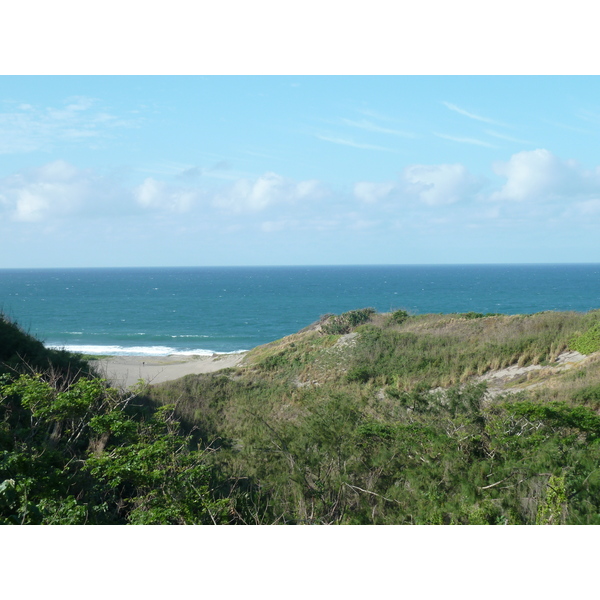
(0, 163, 327, 223)
(3, 150, 600, 234)
(213, 172, 325, 213)
(355, 163, 484, 206)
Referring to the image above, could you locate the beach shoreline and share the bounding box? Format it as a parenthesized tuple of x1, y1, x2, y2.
(91, 352, 247, 390)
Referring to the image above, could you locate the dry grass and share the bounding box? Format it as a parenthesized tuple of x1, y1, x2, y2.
(344, 310, 600, 391)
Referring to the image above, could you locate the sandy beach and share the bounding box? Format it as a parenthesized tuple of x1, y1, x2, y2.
(91, 352, 247, 390)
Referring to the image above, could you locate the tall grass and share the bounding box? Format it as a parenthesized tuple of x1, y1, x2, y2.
(347, 311, 600, 390)
(0, 312, 91, 379)
(141, 309, 600, 524)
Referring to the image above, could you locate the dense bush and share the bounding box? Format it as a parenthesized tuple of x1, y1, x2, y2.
(0, 372, 232, 524)
(570, 323, 600, 354)
(321, 308, 376, 335)
(388, 309, 409, 325)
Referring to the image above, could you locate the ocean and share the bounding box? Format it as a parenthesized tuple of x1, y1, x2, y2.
(1, 264, 600, 356)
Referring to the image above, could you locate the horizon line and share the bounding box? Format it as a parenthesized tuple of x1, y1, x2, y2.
(1, 262, 600, 271)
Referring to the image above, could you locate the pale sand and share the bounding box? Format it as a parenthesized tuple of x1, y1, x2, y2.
(91, 352, 247, 390)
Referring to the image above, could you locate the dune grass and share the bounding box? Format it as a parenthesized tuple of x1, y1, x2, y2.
(139, 308, 600, 524)
(344, 310, 600, 390)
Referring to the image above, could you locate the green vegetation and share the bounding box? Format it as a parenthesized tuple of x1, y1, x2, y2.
(0, 314, 231, 524)
(3, 307, 600, 524)
(388, 309, 409, 325)
(0, 314, 90, 378)
(345, 310, 593, 389)
(321, 307, 376, 334)
(570, 322, 600, 354)
(144, 307, 600, 524)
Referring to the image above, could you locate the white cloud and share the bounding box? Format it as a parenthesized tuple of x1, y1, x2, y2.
(0, 160, 130, 222)
(355, 163, 483, 207)
(403, 163, 483, 206)
(213, 172, 324, 213)
(1, 161, 89, 221)
(64, 96, 96, 112)
(14, 189, 51, 222)
(135, 178, 164, 208)
(0, 162, 327, 225)
(354, 181, 396, 203)
(490, 149, 600, 202)
(134, 178, 196, 213)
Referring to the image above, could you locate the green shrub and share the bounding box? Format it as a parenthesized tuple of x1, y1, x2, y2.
(508, 400, 600, 441)
(260, 352, 288, 371)
(572, 384, 600, 405)
(321, 308, 376, 335)
(570, 323, 600, 354)
(536, 474, 568, 525)
(389, 309, 409, 325)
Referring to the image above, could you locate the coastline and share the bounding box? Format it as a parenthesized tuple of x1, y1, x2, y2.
(91, 352, 247, 390)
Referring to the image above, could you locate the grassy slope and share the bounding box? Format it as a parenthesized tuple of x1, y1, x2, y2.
(146, 309, 600, 524)
(0, 314, 91, 378)
(242, 309, 600, 388)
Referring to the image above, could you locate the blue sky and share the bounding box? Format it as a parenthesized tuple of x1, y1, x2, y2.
(2, 75, 600, 267)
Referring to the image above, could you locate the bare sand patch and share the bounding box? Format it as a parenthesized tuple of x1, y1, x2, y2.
(91, 352, 247, 390)
(477, 350, 589, 398)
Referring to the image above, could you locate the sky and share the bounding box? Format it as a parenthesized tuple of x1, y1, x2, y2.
(0, 0, 600, 268)
(1, 6, 600, 268)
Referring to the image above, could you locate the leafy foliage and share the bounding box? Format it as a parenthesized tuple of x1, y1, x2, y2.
(0, 347, 232, 524)
(321, 308, 376, 335)
(388, 309, 409, 325)
(536, 474, 568, 525)
(570, 323, 600, 354)
(85, 405, 229, 524)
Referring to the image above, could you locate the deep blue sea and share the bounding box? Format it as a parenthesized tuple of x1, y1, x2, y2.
(1, 265, 600, 356)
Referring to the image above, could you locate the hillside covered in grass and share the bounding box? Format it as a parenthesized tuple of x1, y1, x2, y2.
(3, 308, 600, 524)
(146, 308, 600, 524)
(0, 314, 90, 378)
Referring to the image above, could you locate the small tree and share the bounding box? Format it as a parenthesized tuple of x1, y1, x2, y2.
(536, 474, 568, 525)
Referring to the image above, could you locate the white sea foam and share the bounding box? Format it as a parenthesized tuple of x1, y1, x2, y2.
(47, 344, 247, 357)
(171, 335, 210, 338)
